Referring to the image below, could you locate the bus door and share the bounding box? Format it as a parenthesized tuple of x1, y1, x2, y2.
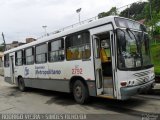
(93, 35, 103, 95)
(9, 53, 15, 84)
(93, 31, 117, 98)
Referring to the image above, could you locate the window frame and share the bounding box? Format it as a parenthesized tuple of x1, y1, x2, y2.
(4, 54, 10, 67)
(35, 43, 48, 64)
(15, 50, 23, 66)
(48, 38, 65, 62)
(24, 47, 35, 65)
(65, 31, 91, 61)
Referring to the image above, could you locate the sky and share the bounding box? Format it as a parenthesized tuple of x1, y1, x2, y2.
(0, 0, 144, 43)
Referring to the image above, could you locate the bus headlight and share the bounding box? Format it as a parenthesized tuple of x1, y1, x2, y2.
(150, 70, 155, 79)
(121, 81, 127, 87)
(151, 74, 155, 79)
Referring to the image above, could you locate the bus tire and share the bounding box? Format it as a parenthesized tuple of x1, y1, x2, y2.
(18, 77, 26, 92)
(73, 80, 89, 104)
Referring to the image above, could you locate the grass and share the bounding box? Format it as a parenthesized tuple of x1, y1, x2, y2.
(151, 43, 160, 75)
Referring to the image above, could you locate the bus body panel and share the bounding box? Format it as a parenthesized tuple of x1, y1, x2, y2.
(4, 67, 11, 83)
(117, 67, 155, 99)
(11, 57, 96, 96)
(22, 60, 96, 94)
(15, 66, 24, 79)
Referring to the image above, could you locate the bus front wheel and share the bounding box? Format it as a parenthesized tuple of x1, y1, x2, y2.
(18, 77, 26, 92)
(73, 80, 89, 104)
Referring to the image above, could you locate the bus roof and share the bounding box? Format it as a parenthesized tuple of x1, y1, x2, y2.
(4, 16, 139, 54)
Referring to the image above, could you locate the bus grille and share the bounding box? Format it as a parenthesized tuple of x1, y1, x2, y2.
(136, 76, 150, 84)
(133, 70, 150, 77)
(133, 70, 151, 85)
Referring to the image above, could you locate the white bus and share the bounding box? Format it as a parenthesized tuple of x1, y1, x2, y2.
(4, 16, 155, 104)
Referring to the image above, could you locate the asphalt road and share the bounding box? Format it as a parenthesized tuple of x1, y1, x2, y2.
(0, 76, 160, 120)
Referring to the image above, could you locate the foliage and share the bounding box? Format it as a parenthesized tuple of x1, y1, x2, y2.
(120, 2, 147, 20)
(144, 0, 160, 40)
(150, 0, 160, 13)
(98, 7, 118, 18)
(151, 44, 160, 75)
(98, 0, 160, 25)
(149, 11, 160, 35)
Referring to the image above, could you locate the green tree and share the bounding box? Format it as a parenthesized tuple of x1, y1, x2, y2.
(120, 2, 147, 20)
(151, 0, 160, 12)
(144, 0, 160, 42)
(98, 7, 118, 18)
(144, 0, 160, 21)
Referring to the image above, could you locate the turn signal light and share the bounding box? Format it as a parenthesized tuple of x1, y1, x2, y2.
(121, 81, 127, 87)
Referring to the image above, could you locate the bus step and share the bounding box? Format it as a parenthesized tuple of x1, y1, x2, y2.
(103, 88, 113, 95)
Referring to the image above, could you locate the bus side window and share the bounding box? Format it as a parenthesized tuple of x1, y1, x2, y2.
(4, 54, 10, 67)
(48, 39, 64, 62)
(15, 50, 23, 66)
(66, 31, 91, 60)
(35, 43, 47, 64)
(66, 49, 73, 60)
(82, 44, 91, 59)
(25, 47, 34, 65)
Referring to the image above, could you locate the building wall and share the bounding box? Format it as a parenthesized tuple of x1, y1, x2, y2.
(26, 38, 36, 43)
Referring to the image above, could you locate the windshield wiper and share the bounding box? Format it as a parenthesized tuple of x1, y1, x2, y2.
(126, 28, 137, 41)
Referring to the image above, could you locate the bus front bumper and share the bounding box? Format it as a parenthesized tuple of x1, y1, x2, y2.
(120, 79, 155, 100)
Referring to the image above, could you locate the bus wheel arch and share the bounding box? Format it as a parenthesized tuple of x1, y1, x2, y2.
(70, 76, 90, 104)
(17, 76, 26, 92)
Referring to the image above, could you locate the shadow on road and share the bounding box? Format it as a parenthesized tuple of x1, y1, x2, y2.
(26, 87, 76, 106)
(6, 86, 150, 117)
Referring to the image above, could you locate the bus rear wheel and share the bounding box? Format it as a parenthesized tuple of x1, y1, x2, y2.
(73, 80, 89, 104)
(18, 77, 26, 92)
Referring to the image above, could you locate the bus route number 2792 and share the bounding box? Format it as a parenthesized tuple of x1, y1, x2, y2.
(72, 65, 83, 75)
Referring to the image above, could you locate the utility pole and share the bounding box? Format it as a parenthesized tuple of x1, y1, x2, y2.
(149, 0, 154, 43)
(2, 32, 6, 51)
(149, 0, 152, 20)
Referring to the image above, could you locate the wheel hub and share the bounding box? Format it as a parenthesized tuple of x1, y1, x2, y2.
(75, 86, 82, 98)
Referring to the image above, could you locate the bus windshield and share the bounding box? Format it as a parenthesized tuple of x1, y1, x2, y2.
(117, 28, 152, 70)
(115, 17, 146, 32)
